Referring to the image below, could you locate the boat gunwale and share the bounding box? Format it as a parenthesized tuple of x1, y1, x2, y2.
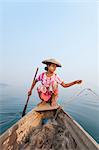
(0, 106, 99, 150)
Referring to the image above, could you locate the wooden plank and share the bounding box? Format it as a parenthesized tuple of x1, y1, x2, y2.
(34, 102, 60, 112)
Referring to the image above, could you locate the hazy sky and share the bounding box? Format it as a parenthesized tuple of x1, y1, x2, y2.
(0, 0, 99, 93)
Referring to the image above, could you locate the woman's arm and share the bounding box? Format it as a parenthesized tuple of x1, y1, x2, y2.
(28, 79, 38, 96)
(61, 80, 82, 88)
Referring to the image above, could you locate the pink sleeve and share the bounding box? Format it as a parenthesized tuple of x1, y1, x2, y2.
(37, 73, 43, 81)
(55, 74, 64, 84)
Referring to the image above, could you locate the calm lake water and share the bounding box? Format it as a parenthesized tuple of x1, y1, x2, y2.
(0, 86, 99, 144)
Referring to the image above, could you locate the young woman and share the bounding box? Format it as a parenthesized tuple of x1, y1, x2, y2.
(28, 58, 82, 106)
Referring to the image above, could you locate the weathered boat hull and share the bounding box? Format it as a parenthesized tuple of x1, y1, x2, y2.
(0, 105, 99, 150)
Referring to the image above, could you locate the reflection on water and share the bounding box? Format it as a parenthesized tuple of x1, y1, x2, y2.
(0, 87, 99, 144)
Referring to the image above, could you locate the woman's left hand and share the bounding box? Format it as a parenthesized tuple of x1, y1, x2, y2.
(75, 80, 82, 84)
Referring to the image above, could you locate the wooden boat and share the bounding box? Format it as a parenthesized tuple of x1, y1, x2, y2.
(0, 102, 99, 150)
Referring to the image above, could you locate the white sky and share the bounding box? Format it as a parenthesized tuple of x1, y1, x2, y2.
(0, 0, 99, 93)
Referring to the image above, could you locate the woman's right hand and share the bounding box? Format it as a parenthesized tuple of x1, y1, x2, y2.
(75, 80, 82, 84)
(28, 90, 32, 96)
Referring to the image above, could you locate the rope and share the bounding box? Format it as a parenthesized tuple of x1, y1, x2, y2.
(62, 86, 99, 107)
(87, 88, 99, 99)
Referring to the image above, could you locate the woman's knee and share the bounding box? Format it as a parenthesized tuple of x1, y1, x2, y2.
(52, 81, 58, 89)
(52, 82, 58, 95)
(52, 93, 58, 100)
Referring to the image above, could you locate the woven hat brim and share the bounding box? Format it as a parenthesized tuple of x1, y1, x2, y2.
(42, 59, 62, 67)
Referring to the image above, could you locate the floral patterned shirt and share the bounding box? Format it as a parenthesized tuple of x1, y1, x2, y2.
(37, 72, 63, 93)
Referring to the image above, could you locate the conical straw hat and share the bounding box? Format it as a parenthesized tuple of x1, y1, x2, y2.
(42, 58, 62, 67)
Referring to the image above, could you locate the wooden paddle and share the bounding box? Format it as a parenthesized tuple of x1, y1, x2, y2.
(22, 67, 39, 117)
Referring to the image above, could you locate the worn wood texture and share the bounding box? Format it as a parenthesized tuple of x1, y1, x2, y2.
(19, 114, 79, 150)
(34, 102, 60, 112)
(0, 106, 99, 150)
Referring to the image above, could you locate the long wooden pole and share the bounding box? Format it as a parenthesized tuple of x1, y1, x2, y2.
(22, 67, 39, 117)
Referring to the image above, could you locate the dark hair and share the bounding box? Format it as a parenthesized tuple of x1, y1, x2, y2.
(44, 63, 52, 71)
(45, 66, 48, 71)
